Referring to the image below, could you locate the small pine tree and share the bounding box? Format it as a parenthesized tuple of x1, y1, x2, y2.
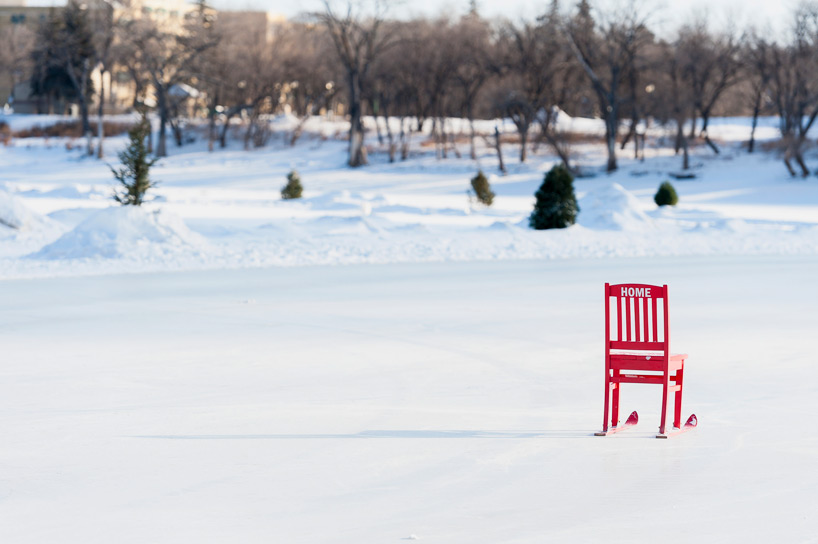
(112, 114, 157, 206)
(281, 170, 303, 200)
(470, 170, 495, 206)
(529, 164, 579, 230)
(654, 181, 679, 206)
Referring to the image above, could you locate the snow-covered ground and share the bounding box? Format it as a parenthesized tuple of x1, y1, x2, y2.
(1, 114, 817, 542)
(2, 257, 817, 542)
(1, 114, 815, 279)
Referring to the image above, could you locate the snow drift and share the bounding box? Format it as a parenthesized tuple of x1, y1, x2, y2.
(31, 206, 206, 260)
(577, 183, 653, 231)
(0, 188, 47, 230)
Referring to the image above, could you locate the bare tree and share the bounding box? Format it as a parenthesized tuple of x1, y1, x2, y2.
(565, 0, 653, 172)
(280, 23, 340, 147)
(657, 38, 696, 170)
(497, 17, 567, 163)
(319, 0, 392, 167)
(677, 19, 742, 154)
(88, 0, 122, 158)
(742, 31, 773, 153)
(768, 4, 818, 177)
(208, 17, 282, 150)
(450, 14, 494, 160)
(122, 8, 217, 157)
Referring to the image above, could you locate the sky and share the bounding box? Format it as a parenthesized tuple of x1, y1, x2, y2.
(25, 0, 796, 35)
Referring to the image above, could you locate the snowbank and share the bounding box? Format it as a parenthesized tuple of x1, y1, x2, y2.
(0, 188, 48, 230)
(577, 183, 653, 231)
(31, 206, 206, 260)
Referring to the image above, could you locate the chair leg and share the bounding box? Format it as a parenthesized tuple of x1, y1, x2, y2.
(611, 373, 620, 427)
(673, 369, 684, 429)
(660, 377, 669, 435)
(602, 376, 611, 432)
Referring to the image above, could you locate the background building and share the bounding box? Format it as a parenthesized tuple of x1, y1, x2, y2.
(0, 1, 53, 111)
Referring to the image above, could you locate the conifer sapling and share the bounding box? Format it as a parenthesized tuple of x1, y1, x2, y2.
(281, 170, 303, 200)
(470, 170, 495, 206)
(112, 113, 157, 206)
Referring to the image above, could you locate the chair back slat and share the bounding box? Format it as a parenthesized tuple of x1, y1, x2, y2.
(643, 297, 649, 343)
(625, 295, 632, 341)
(606, 283, 668, 352)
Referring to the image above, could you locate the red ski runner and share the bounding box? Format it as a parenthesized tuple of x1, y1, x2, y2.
(594, 411, 638, 436)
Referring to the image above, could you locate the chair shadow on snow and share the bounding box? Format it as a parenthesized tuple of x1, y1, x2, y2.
(131, 429, 598, 440)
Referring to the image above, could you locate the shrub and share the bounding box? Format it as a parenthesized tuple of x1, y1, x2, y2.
(0, 121, 10, 145)
(14, 121, 133, 139)
(281, 170, 303, 200)
(112, 113, 157, 206)
(529, 164, 579, 230)
(470, 170, 495, 206)
(654, 181, 679, 206)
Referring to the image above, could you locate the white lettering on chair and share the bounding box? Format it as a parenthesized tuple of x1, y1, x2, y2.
(620, 286, 653, 297)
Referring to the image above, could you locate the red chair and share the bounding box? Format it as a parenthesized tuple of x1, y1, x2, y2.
(596, 283, 696, 438)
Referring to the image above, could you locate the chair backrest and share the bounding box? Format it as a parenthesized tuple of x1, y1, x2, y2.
(605, 283, 669, 353)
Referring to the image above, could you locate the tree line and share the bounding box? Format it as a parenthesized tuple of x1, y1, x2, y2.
(2, 0, 818, 176)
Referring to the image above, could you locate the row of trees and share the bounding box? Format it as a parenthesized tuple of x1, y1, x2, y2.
(3, 1, 818, 176)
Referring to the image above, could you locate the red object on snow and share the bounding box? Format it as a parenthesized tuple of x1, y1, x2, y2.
(599, 283, 696, 438)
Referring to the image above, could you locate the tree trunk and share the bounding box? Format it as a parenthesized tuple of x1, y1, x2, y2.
(543, 130, 573, 173)
(701, 113, 720, 154)
(519, 126, 528, 163)
(605, 115, 617, 172)
(439, 117, 446, 159)
(469, 117, 476, 161)
(156, 90, 168, 157)
(674, 123, 683, 155)
(449, 120, 461, 159)
(749, 95, 761, 153)
(67, 58, 93, 155)
(372, 100, 384, 145)
(208, 111, 216, 152)
(291, 116, 309, 146)
(96, 68, 106, 159)
(679, 120, 690, 170)
(495, 126, 506, 174)
(400, 117, 410, 161)
(688, 112, 697, 140)
(347, 71, 367, 167)
(620, 118, 636, 151)
(794, 137, 809, 177)
(703, 133, 720, 154)
(219, 113, 235, 148)
(466, 102, 477, 160)
(383, 108, 395, 163)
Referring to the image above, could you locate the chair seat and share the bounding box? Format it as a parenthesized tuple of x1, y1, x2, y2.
(609, 353, 686, 373)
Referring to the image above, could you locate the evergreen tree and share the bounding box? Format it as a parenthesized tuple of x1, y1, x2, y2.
(470, 171, 495, 206)
(281, 170, 303, 200)
(654, 181, 679, 206)
(529, 164, 579, 229)
(112, 114, 157, 206)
